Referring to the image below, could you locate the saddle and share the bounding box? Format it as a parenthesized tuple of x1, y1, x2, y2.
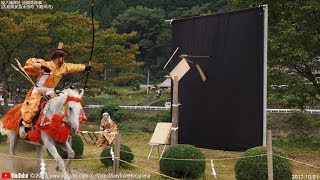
(2, 98, 47, 134)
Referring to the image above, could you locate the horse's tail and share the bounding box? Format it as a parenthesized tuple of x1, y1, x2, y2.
(2, 103, 23, 131)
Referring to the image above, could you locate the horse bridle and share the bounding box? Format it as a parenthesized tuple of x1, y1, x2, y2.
(61, 96, 83, 123)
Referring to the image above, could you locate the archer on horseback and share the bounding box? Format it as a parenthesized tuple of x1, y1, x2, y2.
(18, 42, 92, 138)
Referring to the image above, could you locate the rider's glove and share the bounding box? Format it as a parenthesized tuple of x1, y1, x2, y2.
(41, 66, 51, 73)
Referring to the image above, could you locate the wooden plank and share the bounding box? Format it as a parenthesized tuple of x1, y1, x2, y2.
(149, 122, 172, 145)
(169, 58, 190, 81)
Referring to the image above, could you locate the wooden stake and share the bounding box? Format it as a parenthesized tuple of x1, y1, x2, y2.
(113, 133, 121, 176)
(267, 130, 273, 180)
(171, 76, 179, 146)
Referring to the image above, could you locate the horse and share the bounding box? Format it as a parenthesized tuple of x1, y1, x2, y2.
(1, 88, 86, 180)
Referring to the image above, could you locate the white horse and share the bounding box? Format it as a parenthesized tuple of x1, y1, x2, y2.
(2, 89, 84, 180)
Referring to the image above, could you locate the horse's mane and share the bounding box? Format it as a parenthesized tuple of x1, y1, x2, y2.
(59, 88, 81, 98)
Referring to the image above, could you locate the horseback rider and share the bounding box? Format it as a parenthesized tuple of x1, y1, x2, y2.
(19, 42, 92, 138)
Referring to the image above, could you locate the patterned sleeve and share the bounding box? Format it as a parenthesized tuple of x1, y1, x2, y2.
(23, 58, 47, 76)
(61, 63, 86, 75)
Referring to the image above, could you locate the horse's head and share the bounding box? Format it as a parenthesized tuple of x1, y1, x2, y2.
(60, 89, 85, 135)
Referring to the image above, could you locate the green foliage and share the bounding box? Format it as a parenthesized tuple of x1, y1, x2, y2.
(101, 104, 125, 122)
(100, 144, 134, 168)
(47, 135, 84, 159)
(233, 0, 320, 108)
(65, 0, 228, 27)
(160, 144, 206, 179)
(235, 146, 292, 180)
(150, 110, 171, 122)
(70, 135, 84, 159)
(112, 6, 171, 82)
(0, 133, 7, 144)
(87, 108, 104, 123)
(286, 112, 320, 144)
(0, 9, 142, 103)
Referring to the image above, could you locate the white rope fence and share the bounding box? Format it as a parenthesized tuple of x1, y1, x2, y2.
(1, 150, 319, 180)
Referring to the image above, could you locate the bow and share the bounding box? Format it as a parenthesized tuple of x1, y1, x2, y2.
(84, 0, 95, 90)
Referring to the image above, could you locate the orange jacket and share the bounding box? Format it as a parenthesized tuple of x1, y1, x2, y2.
(24, 58, 86, 88)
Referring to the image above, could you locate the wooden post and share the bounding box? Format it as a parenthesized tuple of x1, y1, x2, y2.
(171, 76, 179, 146)
(267, 130, 273, 180)
(113, 133, 121, 175)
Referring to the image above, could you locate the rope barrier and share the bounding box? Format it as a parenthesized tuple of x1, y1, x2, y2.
(119, 149, 269, 161)
(1, 150, 319, 172)
(117, 158, 178, 180)
(0, 152, 111, 161)
(273, 154, 320, 169)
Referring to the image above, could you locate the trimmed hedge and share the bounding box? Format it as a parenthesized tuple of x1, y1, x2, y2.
(100, 144, 134, 168)
(159, 144, 206, 179)
(235, 146, 292, 180)
(47, 135, 84, 159)
(0, 133, 6, 144)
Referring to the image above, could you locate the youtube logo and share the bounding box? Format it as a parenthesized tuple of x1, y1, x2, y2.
(1, 172, 11, 179)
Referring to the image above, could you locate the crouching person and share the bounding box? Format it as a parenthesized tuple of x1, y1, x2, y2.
(97, 112, 118, 147)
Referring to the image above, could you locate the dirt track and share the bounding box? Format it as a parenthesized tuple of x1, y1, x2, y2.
(0, 153, 83, 179)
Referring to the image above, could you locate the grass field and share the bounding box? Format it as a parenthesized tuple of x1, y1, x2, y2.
(1, 88, 319, 179)
(0, 129, 319, 180)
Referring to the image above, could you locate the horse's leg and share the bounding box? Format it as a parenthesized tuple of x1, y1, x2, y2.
(41, 132, 69, 180)
(8, 131, 17, 155)
(36, 145, 43, 171)
(8, 131, 17, 172)
(58, 138, 74, 174)
(65, 138, 75, 173)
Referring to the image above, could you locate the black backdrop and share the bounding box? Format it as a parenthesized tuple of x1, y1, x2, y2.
(171, 7, 265, 151)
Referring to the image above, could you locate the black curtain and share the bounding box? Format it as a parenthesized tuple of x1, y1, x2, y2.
(171, 7, 265, 151)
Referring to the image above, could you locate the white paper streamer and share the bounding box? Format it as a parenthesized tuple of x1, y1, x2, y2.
(211, 159, 217, 178)
(171, 127, 178, 132)
(39, 159, 46, 179)
(110, 147, 115, 161)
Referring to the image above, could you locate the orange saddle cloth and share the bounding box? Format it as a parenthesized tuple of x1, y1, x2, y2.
(2, 103, 23, 131)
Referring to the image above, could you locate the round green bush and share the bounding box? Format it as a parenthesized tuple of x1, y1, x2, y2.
(235, 146, 292, 180)
(47, 135, 84, 159)
(70, 135, 84, 159)
(0, 133, 7, 144)
(100, 144, 134, 168)
(159, 144, 206, 179)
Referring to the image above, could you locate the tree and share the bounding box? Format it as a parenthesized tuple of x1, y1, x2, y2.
(232, 0, 320, 109)
(112, 6, 171, 83)
(0, 12, 50, 110)
(0, 9, 143, 108)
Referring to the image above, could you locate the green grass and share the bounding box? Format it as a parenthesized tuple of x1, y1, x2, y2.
(1, 129, 319, 179)
(84, 85, 171, 107)
(274, 139, 320, 152)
